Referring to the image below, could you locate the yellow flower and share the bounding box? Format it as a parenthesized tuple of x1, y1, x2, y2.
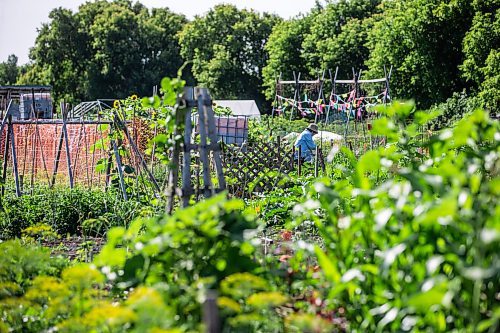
(62, 264, 104, 289)
(130, 94, 138, 101)
(247, 292, 288, 309)
(113, 100, 121, 109)
(82, 303, 136, 328)
(217, 296, 242, 313)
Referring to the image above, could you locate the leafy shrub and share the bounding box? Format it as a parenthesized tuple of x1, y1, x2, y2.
(0, 240, 69, 332)
(0, 195, 303, 332)
(21, 223, 60, 244)
(427, 91, 481, 130)
(0, 240, 68, 289)
(293, 103, 499, 332)
(94, 194, 259, 329)
(0, 186, 152, 238)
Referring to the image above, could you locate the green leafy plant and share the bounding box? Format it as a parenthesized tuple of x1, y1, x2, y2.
(0, 186, 150, 238)
(293, 103, 499, 332)
(94, 194, 260, 330)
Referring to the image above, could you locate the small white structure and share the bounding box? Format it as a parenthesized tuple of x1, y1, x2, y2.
(283, 131, 344, 145)
(214, 100, 261, 119)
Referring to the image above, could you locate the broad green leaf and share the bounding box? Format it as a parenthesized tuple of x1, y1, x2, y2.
(314, 246, 340, 283)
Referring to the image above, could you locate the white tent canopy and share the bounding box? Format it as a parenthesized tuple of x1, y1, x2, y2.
(214, 100, 261, 118)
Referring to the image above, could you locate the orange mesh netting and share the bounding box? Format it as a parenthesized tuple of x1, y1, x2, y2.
(0, 120, 150, 188)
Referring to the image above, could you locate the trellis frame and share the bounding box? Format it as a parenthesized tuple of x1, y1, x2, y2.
(165, 87, 226, 213)
(273, 67, 392, 125)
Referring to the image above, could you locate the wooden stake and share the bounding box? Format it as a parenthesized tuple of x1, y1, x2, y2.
(297, 145, 302, 176)
(1, 119, 11, 196)
(112, 139, 128, 201)
(0, 100, 12, 136)
(203, 290, 220, 333)
(290, 72, 301, 121)
(315, 146, 319, 177)
(30, 108, 39, 193)
(114, 113, 161, 195)
(61, 103, 74, 188)
(196, 88, 214, 199)
(51, 126, 65, 187)
(8, 116, 21, 197)
(181, 87, 195, 207)
(166, 104, 183, 213)
(200, 88, 226, 192)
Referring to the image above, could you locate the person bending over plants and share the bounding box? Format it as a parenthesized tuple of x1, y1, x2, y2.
(294, 123, 318, 162)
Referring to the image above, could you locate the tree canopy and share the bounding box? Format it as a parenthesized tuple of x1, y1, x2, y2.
(365, 0, 475, 108)
(1, 0, 498, 112)
(0, 55, 20, 85)
(262, 15, 314, 100)
(178, 4, 281, 108)
(461, 0, 500, 110)
(19, 0, 186, 103)
(302, 0, 381, 77)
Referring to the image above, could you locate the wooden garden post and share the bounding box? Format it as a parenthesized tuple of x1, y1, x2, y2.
(0, 100, 12, 196)
(203, 290, 220, 333)
(8, 116, 21, 197)
(112, 139, 128, 201)
(61, 103, 74, 188)
(315, 146, 319, 177)
(196, 88, 214, 199)
(297, 145, 302, 176)
(114, 112, 161, 195)
(315, 70, 326, 124)
(166, 102, 184, 213)
(290, 71, 301, 121)
(1, 118, 11, 196)
(200, 88, 226, 192)
(181, 87, 195, 207)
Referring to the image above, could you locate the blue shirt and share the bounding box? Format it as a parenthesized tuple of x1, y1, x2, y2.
(294, 129, 316, 161)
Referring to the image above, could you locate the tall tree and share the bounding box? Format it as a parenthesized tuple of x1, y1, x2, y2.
(22, 0, 186, 103)
(86, 1, 145, 99)
(302, 0, 381, 78)
(262, 1, 381, 102)
(138, 7, 189, 92)
(461, 0, 500, 110)
(0, 54, 20, 85)
(27, 7, 89, 102)
(262, 15, 315, 101)
(365, 0, 474, 108)
(178, 5, 281, 108)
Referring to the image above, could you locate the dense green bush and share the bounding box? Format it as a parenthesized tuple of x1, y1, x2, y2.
(293, 104, 499, 332)
(94, 194, 261, 330)
(0, 240, 68, 289)
(0, 240, 69, 332)
(427, 92, 481, 130)
(0, 186, 152, 238)
(0, 196, 306, 332)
